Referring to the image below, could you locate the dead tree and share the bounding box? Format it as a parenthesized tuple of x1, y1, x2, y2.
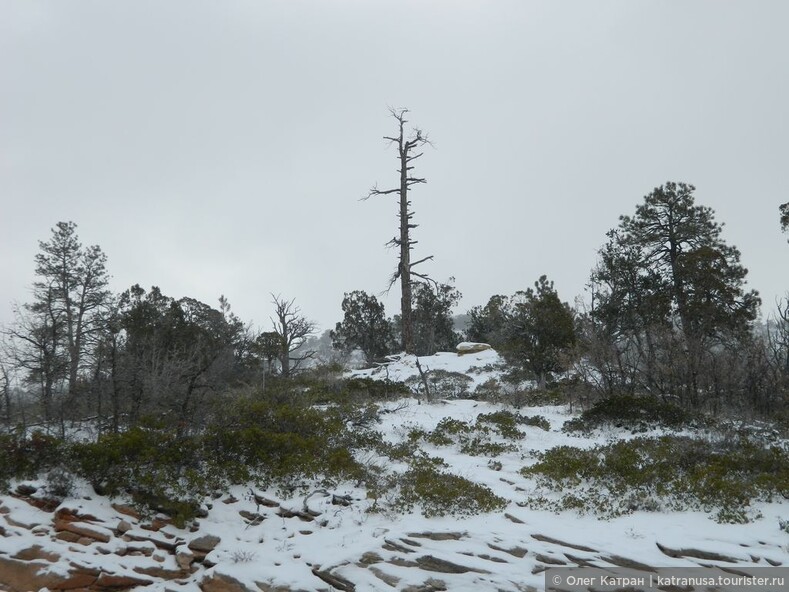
(365, 108, 434, 354)
(270, 295, 316, 377)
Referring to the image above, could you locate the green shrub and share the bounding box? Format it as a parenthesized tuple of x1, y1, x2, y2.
(425, 418, 474, 445)
(202, 399, 369, 490)
(71, 427, 207, 525)
(459, 437, 516, 457)
(472, 378, 502, 401)
(0, 431, 66, 488)
(476, 411, 524, 439)
(522, 436, 789, 522)
(563, 394, 699, 433)
(476, 410, 551, 437)
(307, 377, 411, 406)
(383, 461, 507, 517)
(424, 370, 474, 399)
(44, 466, 77, 500)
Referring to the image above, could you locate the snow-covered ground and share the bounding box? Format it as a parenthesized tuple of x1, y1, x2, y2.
(1, 349, 787, 592)
(350, 347, 506, 392)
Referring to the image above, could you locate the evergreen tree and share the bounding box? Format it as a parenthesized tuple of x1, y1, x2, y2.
(33, 221, 111, 396)
(504, 276, 576, 386)
(5, 222, 111, 419)
(467, 278, 576, 386)
(331, 291, 393, 366)
(466, 295, 508, 345)
(590, 182, 760, 407)
(410, 280, 462, 356)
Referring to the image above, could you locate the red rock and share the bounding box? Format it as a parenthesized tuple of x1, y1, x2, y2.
(200, 572, 256, 592)
(55, 507, 101, 523)
(134, 565, 187, 580)
(12, 545, 61, 562)
(111, 503, 141, 520)
(55, 530, 83, 543)
(54, 518, 112, 543)
(0, 557, 97, 592)
(94, 572, 153, 589)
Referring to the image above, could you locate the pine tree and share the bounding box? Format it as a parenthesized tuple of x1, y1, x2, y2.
(590, 182, 760, 406)
(331, 291, 393, 365)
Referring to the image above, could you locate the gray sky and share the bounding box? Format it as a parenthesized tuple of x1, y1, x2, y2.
(2, 0, 787, 333)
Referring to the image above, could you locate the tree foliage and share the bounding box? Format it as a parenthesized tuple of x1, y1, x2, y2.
(331, 291, 393, 366)
(586, 182, 760, 408)
(5, 222, 111, 419)
(409, 280, 462, 356)
(467, 276, 576, 385)
(114, 285, 244, 427)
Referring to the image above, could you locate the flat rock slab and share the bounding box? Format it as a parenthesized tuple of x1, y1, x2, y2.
(383, 538, 416, 553)
(415, 555, 490, 574)
(531, 534, 597, 553)
(407, 531, 466, 541)
(369, 565, 400, 587)
(311, 568, 355, 591)
(488, 543, 527, 558)
(534, 553, 566, 566)
(54, 518, 113, 543)
(602, 554, 657, 572)
(12, 544, 61, 562)
(504, 513, 525, 524)
(656, 542, 742, 563)
(402, 578, 448, 592)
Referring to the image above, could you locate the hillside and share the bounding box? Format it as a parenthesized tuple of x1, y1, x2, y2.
(0, 348, 786, 592)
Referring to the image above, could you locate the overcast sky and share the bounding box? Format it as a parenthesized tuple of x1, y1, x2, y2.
(2, 0, 787, 334)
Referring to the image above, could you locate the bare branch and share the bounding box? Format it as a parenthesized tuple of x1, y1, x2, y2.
(410, 256, 434, 268)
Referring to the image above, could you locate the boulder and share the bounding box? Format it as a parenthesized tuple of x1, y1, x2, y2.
(116, 519, 133, 534)
(176, 546, 196, 570)
(189, 534, 221, 553)
(200, 572, 257, 592)
(455, 342, 491, 355)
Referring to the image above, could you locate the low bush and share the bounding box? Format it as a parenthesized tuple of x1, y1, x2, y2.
(477, 410, 550, 437)
(522, 435, 789, 522)
(459, 437, 516, 456)
(376, 459, 507, 517)
(410, 411, 548, 456)
(0, 430, 65, 489)
(307, 377, 411, 406)
(563, 394, 700, 433)
(66, 396, 382, 524)
(472, 379, 567, 407)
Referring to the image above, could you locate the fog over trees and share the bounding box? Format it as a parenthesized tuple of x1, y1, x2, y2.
(1, 179, 786, 430)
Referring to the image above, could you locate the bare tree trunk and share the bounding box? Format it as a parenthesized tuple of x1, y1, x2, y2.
(0, 363, 10, 424)
(366, 108, 433, 354)
(399, 133, 414, 353)
(415, 358, 430, 402)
